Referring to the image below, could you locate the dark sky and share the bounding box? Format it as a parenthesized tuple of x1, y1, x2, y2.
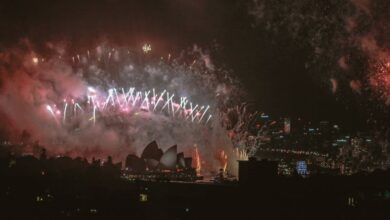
(0, 0, 366, 130)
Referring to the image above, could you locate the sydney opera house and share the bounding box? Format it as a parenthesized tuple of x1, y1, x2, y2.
(123, 141, 201, 182)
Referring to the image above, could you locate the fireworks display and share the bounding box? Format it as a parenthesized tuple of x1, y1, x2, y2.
(0, 2, 389, 219)
(250, 0, 389, 124)
(48, 86, 212, 126)
(369, 60, 390, 104)
(0, 42, 258, 175)
(1, 0, 386, 176)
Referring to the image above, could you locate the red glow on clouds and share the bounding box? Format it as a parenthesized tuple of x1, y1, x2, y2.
(369, 59, 390, 104)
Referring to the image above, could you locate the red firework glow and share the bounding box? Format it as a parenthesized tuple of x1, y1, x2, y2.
(369, 59, 390, 104)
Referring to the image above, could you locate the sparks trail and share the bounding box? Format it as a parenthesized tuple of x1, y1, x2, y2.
(47, 87, 212, 125)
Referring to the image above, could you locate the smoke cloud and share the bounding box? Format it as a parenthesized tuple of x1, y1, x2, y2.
(249, 0, 389, 103)
(249, 0, 389, 129)
(0, 41, 245, 174)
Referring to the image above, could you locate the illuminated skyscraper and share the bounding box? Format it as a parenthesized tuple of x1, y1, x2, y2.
(296, 161, 308, 176)
(284, 118, 291, 135)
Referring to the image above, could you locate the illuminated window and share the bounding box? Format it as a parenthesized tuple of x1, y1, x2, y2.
(140, 193, 148, 202)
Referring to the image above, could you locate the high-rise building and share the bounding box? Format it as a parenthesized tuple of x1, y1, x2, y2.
(284, 118, 291, 135)
(319, 121, 331, 137)
(296, 161, 308, 176)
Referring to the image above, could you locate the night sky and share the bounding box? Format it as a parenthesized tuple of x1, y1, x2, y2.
(1, 0, 388, 130)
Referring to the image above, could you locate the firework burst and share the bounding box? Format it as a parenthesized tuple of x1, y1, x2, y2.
(0, 42, 264, 175)
(369, 59, 390, 104)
